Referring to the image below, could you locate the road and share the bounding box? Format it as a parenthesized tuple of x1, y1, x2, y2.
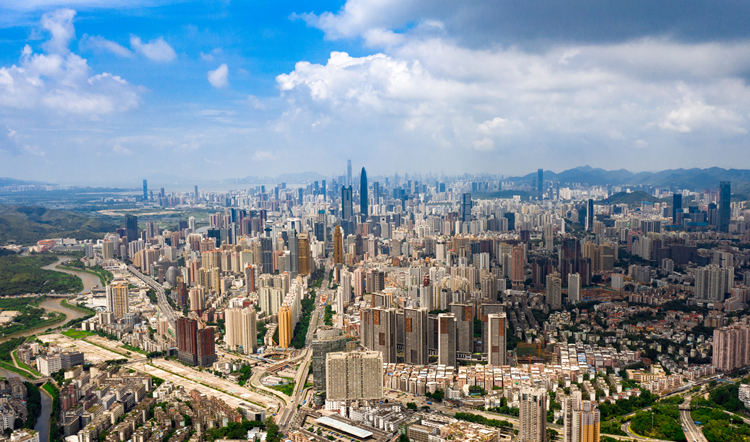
(128, 264, 176, 327)
(680, 406, 707, 442)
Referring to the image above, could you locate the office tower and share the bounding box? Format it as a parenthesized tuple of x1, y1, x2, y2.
(102, 239, 115, 260)
(298, 233, 311, 275)
(519, 386, 547, 442)
(360, 167, 368, 217)
(537, 168, 543, 200)
(225, 308, 257, 354)
(260, 236, 273, 274)
(194, 185, 199, 202)
(312, 327, 348, 406)
(106, 284, 128, 319)
(461, 193, 472, 222)
(585, 198, 594, 231)
(326, 351, 383, 401)
(245, 265, 255, 295)
(125, 215, 138, 243)
(450, 302, 473, 353)
(437, 313, 456, 367)
(720, 181, 731, 232)
(546, 273, 562, 310)
(288, 229, 299, 278)
(361, 307, 397, 363)
(695, 264, 733, 302)
(512, 246, 525, 288)
(672, 193, 682, 224)
(177, 317, 198, 365)
(278, 304, 293, 348)
(333, 226, 344, 264)
(487, 312, 507, 366)
(341, 186, 353, 220)
(568, 273, 581, 304)
(143, 179, 148, 200)
(347, 158, 352, 186)
(404, 307, 429, 365)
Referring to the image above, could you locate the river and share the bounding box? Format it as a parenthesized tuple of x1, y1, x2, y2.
(0, 297, 88, 345)
(0, 367, 52, 441)
(41, 256, 102, 294)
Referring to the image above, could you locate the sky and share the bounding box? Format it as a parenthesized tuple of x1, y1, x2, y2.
(2, 1, 750, 186)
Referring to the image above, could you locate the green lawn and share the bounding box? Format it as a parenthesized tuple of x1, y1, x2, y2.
(272, 382, 295, 396)
(62, 329, 95, 339)
(11, 350, 42, 377)
(0, 360, 36, 379)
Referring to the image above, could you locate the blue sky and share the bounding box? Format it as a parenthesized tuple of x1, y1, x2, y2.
(2, 1, 750, 186)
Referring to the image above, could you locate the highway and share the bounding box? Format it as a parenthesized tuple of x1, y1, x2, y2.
(680, 406, 707, 442)
(128, 264, 176, 327)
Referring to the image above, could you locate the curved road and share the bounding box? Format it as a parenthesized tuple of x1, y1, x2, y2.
(41, 256, 102, 294)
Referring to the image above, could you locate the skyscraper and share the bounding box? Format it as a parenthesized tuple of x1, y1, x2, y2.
(341, 186, 353, 220)
(106, 284, 128, 319)
(461, 193, 472, 222)
(487, 312, 507, 366)
(519, 386, 547, 442)
(225, 308, 257, 354)
(125, 215, 138, 243)
(719, 181, 731, 233)
(563, 393, 600, 442)
(546, 273, 562, 310)
(177, 317, 216, 366)
(404, 307, 429, 365)
(360, 167, 368, 217)
(537, 168, 543, 200)
(361, 307, 397, 363)
(326, 351, 383, 401)
(312, 327, 348, 406)
(298, 233, 311, 275)
(288, 229, 299, 278)
(143, 179, 148, 200)
(260, 236, 273, 274)
(512, 246, 525, 289)
(347, 158, 352, 186)
(333, 225, 344, 264)
(672, 193, 682, 224)
(585, 198, 594, 231)
(278, 304, 292, 348)
(437, 313, 456, 367)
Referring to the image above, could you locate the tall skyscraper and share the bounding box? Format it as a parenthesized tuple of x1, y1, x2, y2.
(326, 351, 383, 401)
(333, 225, 344, 264)
(361, 307, 397, 363)
(177, 317, 217, 366)
(360, 167, 368, 217)
(278, 304, 293, 348)
(568, 273, 581, 304)
(298, 233, 311, 275)
(194, 185, 199, 202)
(450, 302, 473, 353)
(106, 284, 128, 319)
(672, 193, 682, 224)
(719, 181, 731, 233)
(341, 186, 353, 220)
(260, 236, 273, 274)
(288, 230, 299, 278)
(225, 308, 257, 354)
(537, 168, 543, 200)
(585, 198, 594, 231)
(519, 386, 547, 442)
(312, 327, 348, 406)
(487, 312, 507, 366)
(437, 313, 456, 367)
(404, 307, 429, 365)
(546, 273, 562, 310)
(461, 193, 472, 222)
(347, 158, 352, 186)
(563, 393, 600, 442)
(512, 246, 525, 289)
(125, 215, 138, 243)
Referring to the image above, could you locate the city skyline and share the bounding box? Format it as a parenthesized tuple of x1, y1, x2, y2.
(2, 2, 750, 184)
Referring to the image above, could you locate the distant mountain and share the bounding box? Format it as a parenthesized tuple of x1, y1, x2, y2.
(0, 177, 51, 187)
(510, 166, 750, 192)
(595, 191, 659, 207)
(0, 205, 119, 245)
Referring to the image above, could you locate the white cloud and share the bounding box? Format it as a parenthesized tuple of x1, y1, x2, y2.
(207, 63, 229, 88)
(635, 139, 648, 148)
(112, 143, 132, 155)
(40, 8, 76, 54)
(248, 95, 266, 110)
(80, 35, 133, 57)
(472, 137, 494, 151)
(252, 150, 275, 161)
(200, 48, 222, 61)
(130, 35, 176, 62)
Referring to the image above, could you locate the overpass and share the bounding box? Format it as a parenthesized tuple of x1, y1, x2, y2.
(127, 265, 176, 328)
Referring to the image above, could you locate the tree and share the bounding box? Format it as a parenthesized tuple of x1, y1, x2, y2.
(406, 402, 418, 410)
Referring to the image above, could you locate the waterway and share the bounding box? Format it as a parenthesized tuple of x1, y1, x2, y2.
(0, 367, 52, 441)
(41, 256, 102, 294)
(0, 298, 88, 344)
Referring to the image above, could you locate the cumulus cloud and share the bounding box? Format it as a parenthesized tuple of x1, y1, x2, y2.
(207, 63, 229, 88)
(130, 35, 176, 62)
(252, 150, 275, 161)
(112, 143, 132, 154)
(80, 35, 133, 57)
(40, 8, 76, 54)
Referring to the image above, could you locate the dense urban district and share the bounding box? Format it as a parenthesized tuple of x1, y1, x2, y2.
(1, 164, 750, 442)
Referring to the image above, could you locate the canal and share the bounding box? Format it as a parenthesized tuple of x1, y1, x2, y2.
(0, 368, 52, 441)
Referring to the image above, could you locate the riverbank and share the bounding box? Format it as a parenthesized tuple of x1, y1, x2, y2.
(0, 367, 51, 441)
(0, 297, 88, 345)
(41, 256, 101, 294)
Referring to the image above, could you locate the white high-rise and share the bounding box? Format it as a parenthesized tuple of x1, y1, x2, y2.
(225, 308, 257, 354)
(568, 273, 581, 304)
(519, 386, 547, 442)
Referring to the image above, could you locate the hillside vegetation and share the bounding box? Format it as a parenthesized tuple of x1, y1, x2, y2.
(0, 205, 119, 245)
(0, 254, 83, 295)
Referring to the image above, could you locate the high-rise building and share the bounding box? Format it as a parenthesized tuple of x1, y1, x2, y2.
(361, 307, 397, 363)
(177, 317, 216, 366)
(106, 284, 128, 319)
(102, 239, 115, 260)
(585, 198, 594, 231)
(719, 181, 731, 232)
(672, 193, 682, 224)
(260, 236, 273, 274)
(225, 308, 257, 354)
(512, 246, 525, 288)
(695, 264, 733, 302)
(333, 226, 344, 264)
(278, 304, 293, 348)
(360, 167, 368, 217)
(713, 324, 750, 371)
(312, 327, 348, 406)
(546, 273, 562, 310)
(437, 313, 456, 367)
(288, 229, 299, 278)
(142, 179, 148, 200)
(404, 307, 429, 365)
(341, 186, 353, 220)
(326, 351, 383, 402)
(563, 392, 600, 442)
(298, 233, 311, 275)
(487, 312, 507, 366)
(461, 193, 472, 222)
(125, 215, 138, 243)
(450, 302, 473, 353)
(519, 386, 547, 442)
(537, 168, 543, 200)
(568, 273, 581, 304)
